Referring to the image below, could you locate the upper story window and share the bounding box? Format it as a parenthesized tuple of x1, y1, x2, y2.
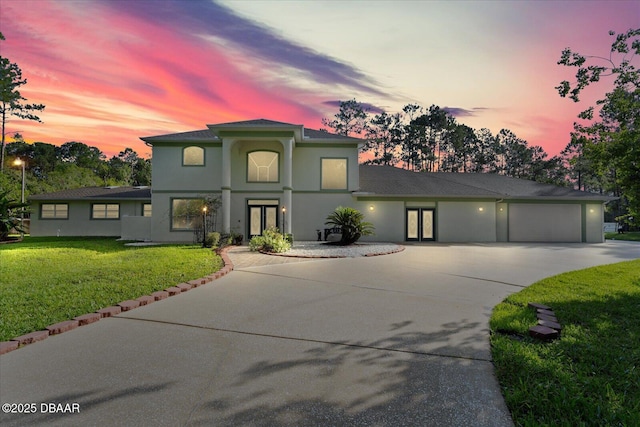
(92, 203, 120, 219)
(321, 158, 348, 190)
(247, 151, 279, 182)
(41, 203, 68, 219)
(183, 146, 205, 166)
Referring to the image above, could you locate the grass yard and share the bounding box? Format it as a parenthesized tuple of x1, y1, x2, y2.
(490, 259, 640, 426)
(605, 231, 640, 241)
(0, 237, 224, 341)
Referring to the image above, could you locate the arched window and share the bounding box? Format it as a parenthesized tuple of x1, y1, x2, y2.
(183, 146, 205, 166)
(247, 151, 279, 182)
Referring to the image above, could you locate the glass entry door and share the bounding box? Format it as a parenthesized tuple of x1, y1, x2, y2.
(406, 208, 435, 241)
(248, 200, 279, 238)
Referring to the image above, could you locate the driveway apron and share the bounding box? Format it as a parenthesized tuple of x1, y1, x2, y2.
(1, 242, 638, 426)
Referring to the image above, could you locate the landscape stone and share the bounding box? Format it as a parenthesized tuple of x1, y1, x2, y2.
(529, 325, 559, 340)
(46, 320, 79, 335)
(0, 341, 19, 354)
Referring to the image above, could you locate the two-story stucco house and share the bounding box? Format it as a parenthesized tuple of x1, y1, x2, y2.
(28, 119, 612, 243)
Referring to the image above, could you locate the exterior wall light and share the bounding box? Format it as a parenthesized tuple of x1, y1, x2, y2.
(202, 206, 208, 247)
(369, 205, 374, 211)
(478, 207, 484, 212)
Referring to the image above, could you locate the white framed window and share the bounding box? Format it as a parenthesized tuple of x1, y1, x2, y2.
(183, 146, 205, 166)
(41, 203, 68, 219)
(247, 151, 279, 182)
(321, 158, 347, 190)
(92, 204, 119, 219)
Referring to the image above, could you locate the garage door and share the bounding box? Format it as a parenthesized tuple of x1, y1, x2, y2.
(509, 204, 581, 242)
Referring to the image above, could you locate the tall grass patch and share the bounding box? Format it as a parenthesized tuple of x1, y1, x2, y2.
(490, 259, 640, 426)
(0, 237, 223, 341)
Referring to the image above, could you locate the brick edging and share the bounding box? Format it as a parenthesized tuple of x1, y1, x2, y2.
(0, 246, 236, 355)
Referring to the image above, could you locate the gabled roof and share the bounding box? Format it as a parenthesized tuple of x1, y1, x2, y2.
(29, 187, 151, 201)
(358, 165, 613, 201)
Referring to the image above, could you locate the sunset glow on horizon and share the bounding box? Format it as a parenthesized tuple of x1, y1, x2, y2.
(1, 0, 637, 158)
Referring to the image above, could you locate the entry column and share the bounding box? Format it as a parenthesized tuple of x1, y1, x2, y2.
(281, 137, 293, 235)
(221, 138, 234, 233)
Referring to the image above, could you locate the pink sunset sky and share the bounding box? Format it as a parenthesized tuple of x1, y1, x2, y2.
(1, 0, 638, 158)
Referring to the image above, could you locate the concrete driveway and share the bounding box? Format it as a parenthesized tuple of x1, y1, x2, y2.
(1, 242, 638, 426)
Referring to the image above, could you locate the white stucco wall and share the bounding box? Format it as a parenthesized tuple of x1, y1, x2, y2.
(437, 201, 497, 242)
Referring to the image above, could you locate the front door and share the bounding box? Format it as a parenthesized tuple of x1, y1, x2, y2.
(248, 201, 279, 238)
(406, 208, 435, 241)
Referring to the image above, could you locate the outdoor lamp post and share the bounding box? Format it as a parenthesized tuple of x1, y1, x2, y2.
(13, 158, 26, 236)
(202, 206, 208, 247)
(281, 206, 286, 233)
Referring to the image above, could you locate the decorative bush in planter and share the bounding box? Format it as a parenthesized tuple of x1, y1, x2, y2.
(325, 206, 374, 245)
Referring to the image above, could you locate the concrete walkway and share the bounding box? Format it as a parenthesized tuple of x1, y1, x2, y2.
(1, 242, 638, 426)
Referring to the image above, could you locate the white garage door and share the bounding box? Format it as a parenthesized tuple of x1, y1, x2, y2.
(509, 204, 581, 242)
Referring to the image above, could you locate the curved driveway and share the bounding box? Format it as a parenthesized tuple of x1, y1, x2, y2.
(1, 242, 638, 426)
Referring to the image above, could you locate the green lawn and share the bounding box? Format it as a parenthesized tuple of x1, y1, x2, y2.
(0, 237, 223, 341)
(605, 231, 640, 241)
(490, 259, 640, 426)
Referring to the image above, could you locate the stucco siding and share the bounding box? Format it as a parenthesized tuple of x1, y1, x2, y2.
(292, 146, 359, 191)
(437, 201, 497, 242)
(508, 203, 581, 242)
(152, 145, 222, 191)
(30, 201, 142, 237)
(584, 203, 605, 243)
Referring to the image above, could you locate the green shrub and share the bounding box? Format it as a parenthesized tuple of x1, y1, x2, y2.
(249, 235, 265, 251)
(205, 232, 220, 248)
(230, 231, 244, 245)
(219, 233, 233, 247)
(249, 227, 291, 253)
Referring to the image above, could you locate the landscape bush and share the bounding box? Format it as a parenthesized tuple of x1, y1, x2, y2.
(249, 227, 290, 253)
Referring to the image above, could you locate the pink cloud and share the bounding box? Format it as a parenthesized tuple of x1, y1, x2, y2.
(1, 0, 330, 157)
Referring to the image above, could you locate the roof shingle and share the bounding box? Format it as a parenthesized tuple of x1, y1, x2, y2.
(29, 187, 151, 201)
(358, 165, 613, 200)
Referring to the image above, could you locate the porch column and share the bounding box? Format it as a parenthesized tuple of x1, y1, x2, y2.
(221, 138, 233, 233)
(282, 138, 293, 235)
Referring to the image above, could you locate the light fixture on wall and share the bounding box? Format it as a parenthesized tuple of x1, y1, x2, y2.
(369, 205, 374, 212)
(589, 208, 595, 213)
(478, 207, 484, 212)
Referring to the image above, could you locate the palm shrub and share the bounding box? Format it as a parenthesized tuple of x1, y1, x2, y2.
(325, 206, 374, 245)
(249, 227, 291, 253)
(0, 189, 28, 241)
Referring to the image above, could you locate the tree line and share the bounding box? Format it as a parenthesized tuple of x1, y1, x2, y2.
(323, 100, 568, 186)
(0, 136, 151, 202)
(322, 29, 638, 224)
